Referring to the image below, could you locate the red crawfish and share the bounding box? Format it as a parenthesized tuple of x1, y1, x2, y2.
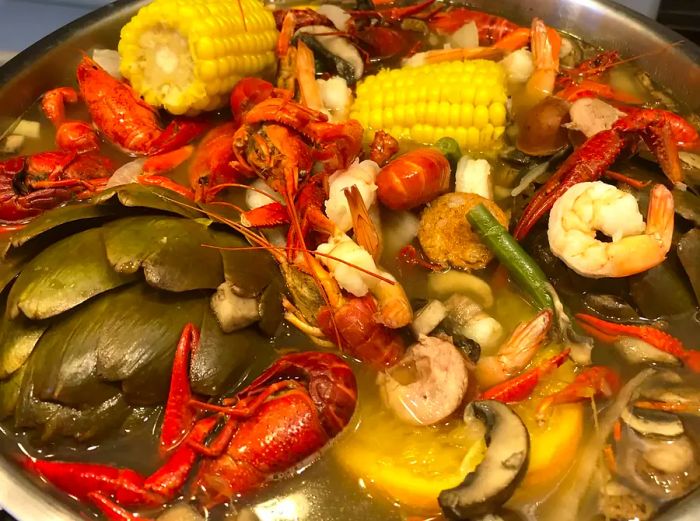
(478, 349, 571, 403)
(65, 55, 207, 156)
(576, 313, 700, 372)
(536, 365, 621, 419)
(24, 324, 357, 520)
(513, 108, 692, 240)
(0, 151, 112, 222)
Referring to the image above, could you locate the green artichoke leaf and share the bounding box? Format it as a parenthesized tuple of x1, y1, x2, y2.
(0, 314, 48, 379)
(190, 307, 270, 396)
(630, 256, 697, 318)
(9, 203, 116, 250)
(103, 216, 225, 291)
(15, 359, 130, 442)
(92, 284, 207, 405)
(6, 228, 137, 320)
(30, 293, 121, 407)
(0, 366, 25, 420)
(258, 276, 285, 338)
(678, 228, 700, 303)
(0, 238, 45, 294)
(92, 184, 200, 219)
(210, 228, 277, 297)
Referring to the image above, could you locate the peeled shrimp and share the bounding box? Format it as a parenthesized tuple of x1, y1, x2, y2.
(324, 159, 379, 232)
(475, 309, 553, 389)
(316, 233, 412, 327)
(548, 181, 674, 278)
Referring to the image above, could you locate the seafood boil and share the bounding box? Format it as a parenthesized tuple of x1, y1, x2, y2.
(2, 0, 700, 520)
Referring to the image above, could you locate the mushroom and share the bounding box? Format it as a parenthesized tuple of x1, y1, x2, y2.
(617, 430, 700, 501)
(377, 336, 469, 426)
(438, 400, 530, 520)
(442, 294, 503, 352)
(621, 406, 685, 438)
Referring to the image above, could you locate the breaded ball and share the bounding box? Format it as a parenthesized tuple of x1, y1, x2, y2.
(418, 193, 508, 270)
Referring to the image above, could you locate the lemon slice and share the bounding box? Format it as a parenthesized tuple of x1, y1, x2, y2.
(335, 351, 584, 513)
(335, 399, 486, 513)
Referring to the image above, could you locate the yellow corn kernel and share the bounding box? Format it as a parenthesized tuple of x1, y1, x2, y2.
(473, 105, 490, 129)
(351, 59, 508, 150)
(119, 0, 278, 115)
(490, 103, 507, 126)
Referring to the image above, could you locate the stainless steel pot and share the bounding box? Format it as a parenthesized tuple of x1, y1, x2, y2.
(1, 0, 699, 519)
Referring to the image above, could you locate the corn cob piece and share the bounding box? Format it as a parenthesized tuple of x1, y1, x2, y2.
(118, 0, 278, 115)
(350, 60, 508, 151)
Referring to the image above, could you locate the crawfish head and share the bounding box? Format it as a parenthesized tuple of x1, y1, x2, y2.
(0, 153, 88, 222)
(234, 123, 314, 197)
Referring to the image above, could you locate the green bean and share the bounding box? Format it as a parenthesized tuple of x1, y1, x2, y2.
(435, 136, 461, 172)
(467, 204, 553, 310)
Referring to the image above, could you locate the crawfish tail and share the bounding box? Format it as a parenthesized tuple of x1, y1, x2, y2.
(317, 295, 405, 370)
(192, 388, 329, 508)
(513, 130, 626, 240)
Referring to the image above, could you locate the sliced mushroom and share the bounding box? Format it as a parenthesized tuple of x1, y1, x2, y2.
(618, 431, 700, 501)
(621, 406, 684, 438)
(438, 400, 529, 520)
(411, 299, 447, 337)
(378, 336, 469, 426)
(614, 336, 681, 366)
(442, 294, 503, 352)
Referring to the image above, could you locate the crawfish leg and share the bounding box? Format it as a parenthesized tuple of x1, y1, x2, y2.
(145, 416, 219, 498)
(513, 130, 626, 240)
(88, 492, 154, 521)
(22, 459, 161, 507)
(160, 324, 200, 454)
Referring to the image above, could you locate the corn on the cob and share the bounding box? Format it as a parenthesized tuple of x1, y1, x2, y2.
(118, 0, 278, 115)
(350, 60, 508, 151)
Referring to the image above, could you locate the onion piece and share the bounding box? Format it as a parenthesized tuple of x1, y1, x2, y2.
(511, 160, 549, 196)
(448, 21, 479, 49)
(316, 4, 351, 31)
(245, 178, 283, 210)
(105, 158, 145, 189)
(92, 49, 122, 80)
(12, 119, 40, 139)
(614, 336, 681, 366)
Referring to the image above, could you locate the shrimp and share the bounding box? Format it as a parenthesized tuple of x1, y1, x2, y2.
(547, 181, 674, 278)
(522, 18, 561, 110)
(325, 159, 380, 233)
(475, 310, 553, 389)
(316, 233, 412, 328)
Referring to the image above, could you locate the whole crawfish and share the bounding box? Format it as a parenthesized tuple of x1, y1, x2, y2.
(73, 55, 207, 155)
(0, 150, 112, 222)
(24, 324, 357, 520)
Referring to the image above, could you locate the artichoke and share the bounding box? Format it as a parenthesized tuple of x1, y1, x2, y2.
(0, 184, 281, 442)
